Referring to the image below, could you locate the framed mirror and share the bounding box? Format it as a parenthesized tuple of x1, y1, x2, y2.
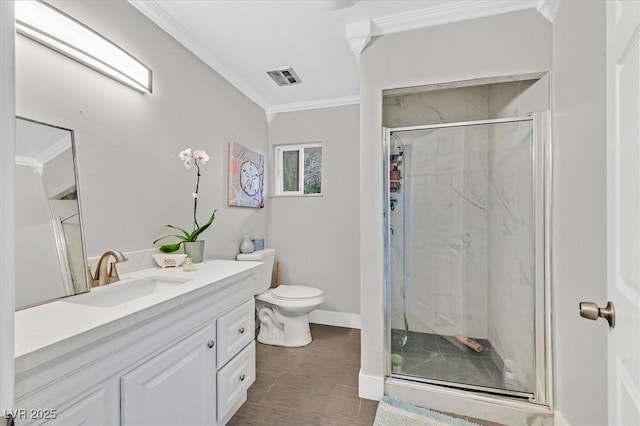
(15, 117, 89, 310)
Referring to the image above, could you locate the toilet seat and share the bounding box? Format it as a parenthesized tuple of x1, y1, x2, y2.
(272, 285, 322, 301)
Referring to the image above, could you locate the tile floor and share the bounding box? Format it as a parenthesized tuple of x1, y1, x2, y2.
(228, 324, 378, 426)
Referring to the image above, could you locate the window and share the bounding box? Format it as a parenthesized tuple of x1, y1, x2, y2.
(274, 143, 322, 196)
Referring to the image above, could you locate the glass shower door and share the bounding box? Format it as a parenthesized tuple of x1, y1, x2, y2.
(386, 116, 545, 399)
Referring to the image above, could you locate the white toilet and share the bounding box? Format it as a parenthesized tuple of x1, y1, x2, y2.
(237, 248, 323, 347)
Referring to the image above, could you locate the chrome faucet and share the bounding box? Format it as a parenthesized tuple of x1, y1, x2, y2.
(90, 250, 128, 287)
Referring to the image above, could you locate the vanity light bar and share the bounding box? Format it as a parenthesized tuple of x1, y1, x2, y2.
(15, 0, 152, 94)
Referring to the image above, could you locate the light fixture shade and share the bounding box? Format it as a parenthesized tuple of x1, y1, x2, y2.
(15, 0, 152, 94)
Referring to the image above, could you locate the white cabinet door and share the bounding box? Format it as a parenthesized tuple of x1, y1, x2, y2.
(44, 385, 117, 426)
(121, 324, 216, 426)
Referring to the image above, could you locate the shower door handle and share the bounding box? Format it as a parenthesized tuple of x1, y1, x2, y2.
(579, 301, 615, 328)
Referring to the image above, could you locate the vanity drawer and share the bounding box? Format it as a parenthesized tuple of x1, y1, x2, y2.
(216, 298, 254, 367)
(217, 341, 255, 422)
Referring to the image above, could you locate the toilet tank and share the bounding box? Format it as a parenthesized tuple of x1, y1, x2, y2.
(236, 248, 275, 295)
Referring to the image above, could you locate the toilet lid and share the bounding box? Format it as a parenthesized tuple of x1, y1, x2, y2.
(272, 285, 322, 301)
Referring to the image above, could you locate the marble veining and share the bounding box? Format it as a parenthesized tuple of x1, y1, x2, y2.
(487, 120, 535, 392)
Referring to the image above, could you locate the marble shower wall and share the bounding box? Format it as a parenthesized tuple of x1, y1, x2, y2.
(387, 85, 490, 338)
(486, 121, 535, 392)
(486, 81, 542, 392)
(383, 85, 488, 128)
(389, 127, 490, 339)
(409, 127, 489, 339)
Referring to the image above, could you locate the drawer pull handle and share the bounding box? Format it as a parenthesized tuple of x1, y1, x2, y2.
(239, 327, 245, 334)
(207, 340, 215, 349)
(239, 374, 246, 382)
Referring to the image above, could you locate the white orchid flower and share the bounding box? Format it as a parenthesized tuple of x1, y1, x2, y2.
(179, 148, 192, 169)
(193, 149, 209, 163)
(179, 148, 191, 160)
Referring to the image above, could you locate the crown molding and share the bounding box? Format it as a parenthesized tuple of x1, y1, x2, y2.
(536, 0, 559, 22)
(128, 1, 269, 111)
(15, 135, 69, 176)
(370, 0, 538, 37)
(266, 95, 360, 122)
(346, 20, 372, 60)
(15, 156, 43, 176)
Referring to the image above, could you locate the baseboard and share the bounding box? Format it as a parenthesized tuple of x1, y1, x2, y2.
(308, 309, 361, 329)
(554, 411, 570, 426)
(359, 370, 384, 400)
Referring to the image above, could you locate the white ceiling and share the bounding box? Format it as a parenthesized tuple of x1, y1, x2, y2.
(129, 0, 542, 118)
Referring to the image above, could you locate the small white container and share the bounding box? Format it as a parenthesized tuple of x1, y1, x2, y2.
(240, 235, 255, 254)
(152, 253, 188, 268)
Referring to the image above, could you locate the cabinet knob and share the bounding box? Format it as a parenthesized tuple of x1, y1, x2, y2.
(239, 327, 245, 334)
(207, 340, 215, 349)
(239, 374, 246, 382)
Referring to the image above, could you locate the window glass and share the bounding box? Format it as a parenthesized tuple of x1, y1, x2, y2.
(282, 150, 299, 192)
(303, 146, 322, 194)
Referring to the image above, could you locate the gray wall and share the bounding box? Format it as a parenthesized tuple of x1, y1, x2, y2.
(268, 105, 360, 315)
(16, 0, 268, 261)
(359, 9, 552, 398)
(552, 2, 607, 424)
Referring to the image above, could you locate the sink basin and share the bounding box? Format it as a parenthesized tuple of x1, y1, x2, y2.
(65, 276, 191, 308)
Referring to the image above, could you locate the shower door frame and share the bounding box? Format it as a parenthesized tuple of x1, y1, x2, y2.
(382, 113, 552, 406)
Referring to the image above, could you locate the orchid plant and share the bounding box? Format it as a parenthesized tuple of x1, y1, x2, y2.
(153, 148, 217, 253)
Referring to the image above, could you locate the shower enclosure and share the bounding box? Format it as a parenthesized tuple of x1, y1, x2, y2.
(384, 114, 550, 403)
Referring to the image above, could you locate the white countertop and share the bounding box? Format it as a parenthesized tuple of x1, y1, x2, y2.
(15, 259, 261, 374)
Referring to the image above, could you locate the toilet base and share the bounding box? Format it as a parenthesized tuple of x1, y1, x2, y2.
(257, 314, 312, 347)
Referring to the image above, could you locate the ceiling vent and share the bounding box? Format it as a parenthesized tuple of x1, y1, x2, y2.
(267, 67, 302, 86)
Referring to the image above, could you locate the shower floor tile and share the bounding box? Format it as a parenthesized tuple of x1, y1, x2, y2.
(391, 329, 528, 394)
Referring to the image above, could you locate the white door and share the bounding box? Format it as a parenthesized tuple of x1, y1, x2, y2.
(606, 2, 640, 425)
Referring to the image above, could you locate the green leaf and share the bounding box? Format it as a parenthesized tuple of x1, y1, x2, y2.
(152, 234, 188, 245)
(188, 210, 217, 242)
(164, 224, 191, 240)
(159, 242, 182, 253)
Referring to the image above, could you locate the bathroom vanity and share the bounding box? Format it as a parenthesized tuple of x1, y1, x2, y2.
(14, 260, 260, 425)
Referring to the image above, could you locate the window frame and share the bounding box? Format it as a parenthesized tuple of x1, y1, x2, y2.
(274, 142, 322, 197)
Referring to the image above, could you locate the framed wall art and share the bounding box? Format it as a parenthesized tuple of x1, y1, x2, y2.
(228, 141, 265, 208)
